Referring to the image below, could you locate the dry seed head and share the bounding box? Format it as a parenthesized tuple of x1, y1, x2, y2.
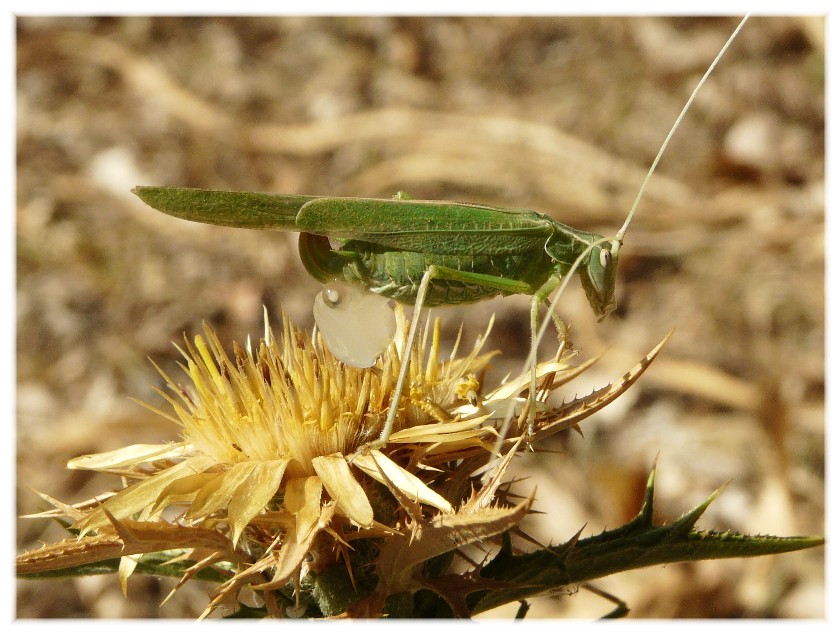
(66, 307, 501, 541)
(19, 306, 666, 617)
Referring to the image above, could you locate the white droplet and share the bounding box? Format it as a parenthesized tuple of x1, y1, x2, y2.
(322, 284, 343, 307)
(313, 281, 396, 368)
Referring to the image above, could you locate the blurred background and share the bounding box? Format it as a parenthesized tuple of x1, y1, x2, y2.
(16, 16, 824, 618)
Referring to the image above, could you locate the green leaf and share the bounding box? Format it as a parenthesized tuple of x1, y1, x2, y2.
(469, 464, 824, 615)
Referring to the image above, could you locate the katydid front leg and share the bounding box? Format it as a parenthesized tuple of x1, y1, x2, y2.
(527, 274, 563, 432)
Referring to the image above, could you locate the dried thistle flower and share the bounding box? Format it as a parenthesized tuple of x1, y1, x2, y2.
(18, 306, 669, 617)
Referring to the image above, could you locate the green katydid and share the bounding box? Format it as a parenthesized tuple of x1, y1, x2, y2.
(132, 187, 617, 439)
(132, 16, 747, 451)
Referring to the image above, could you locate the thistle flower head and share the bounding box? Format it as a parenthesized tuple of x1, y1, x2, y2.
(20, 306, 664, 617)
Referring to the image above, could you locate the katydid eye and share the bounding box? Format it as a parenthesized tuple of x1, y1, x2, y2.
(599, 248, 612, 268)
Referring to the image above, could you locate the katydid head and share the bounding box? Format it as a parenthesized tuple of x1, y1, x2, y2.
(580, 239, 620, 321)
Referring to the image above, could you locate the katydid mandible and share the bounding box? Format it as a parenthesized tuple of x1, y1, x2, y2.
(132, 16, 748, 451)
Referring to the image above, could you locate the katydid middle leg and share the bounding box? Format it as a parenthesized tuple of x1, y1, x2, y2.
(488, 273, 563, 457)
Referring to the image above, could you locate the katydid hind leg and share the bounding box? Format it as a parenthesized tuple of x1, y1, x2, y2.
(375, 267, 436, 448)
(527, 293, 540, 440)
(371, 263, 535, 450)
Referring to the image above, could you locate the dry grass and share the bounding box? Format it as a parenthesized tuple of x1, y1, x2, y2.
(16, 16, 823, 618)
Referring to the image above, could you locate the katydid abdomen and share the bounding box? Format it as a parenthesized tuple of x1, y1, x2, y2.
(298, 233, 560, 306)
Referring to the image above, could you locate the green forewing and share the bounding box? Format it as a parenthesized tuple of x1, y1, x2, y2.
(131, 187, 315, 230)
(132, 187, 560, 257)
(296, 197, 554, 255)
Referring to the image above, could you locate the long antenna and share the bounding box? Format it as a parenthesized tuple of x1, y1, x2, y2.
(615, 15, 750, 243)
(489, 16, 751, 463)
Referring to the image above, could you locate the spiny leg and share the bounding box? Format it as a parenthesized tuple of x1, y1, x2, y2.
(490, 274, 562, 457)
(543, 297, 571, 350)
(377, 266, 435, 447)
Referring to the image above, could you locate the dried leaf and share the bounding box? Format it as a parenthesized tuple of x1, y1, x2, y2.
(17, 518, 238, 576)
(119, 554, 140, 596)
(376, 496, 532, 595)
(534, 332, 672, 440)
(253, 504, 336, 591)
(284, 476, 324, 544)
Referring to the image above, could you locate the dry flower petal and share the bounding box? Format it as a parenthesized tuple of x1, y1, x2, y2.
(152, 472, 218, 515)
(376, 496, 533, 595)
(311, 453, 374, 527)
(228, 459, 289, 543)
(284, 476, 324, 543)
(75, 455, 217, 535)
(353, 449, 453, 513)
(188, 462, 258, 520)
(387, 416, 493, 443)
(67, 443, 188, 470)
